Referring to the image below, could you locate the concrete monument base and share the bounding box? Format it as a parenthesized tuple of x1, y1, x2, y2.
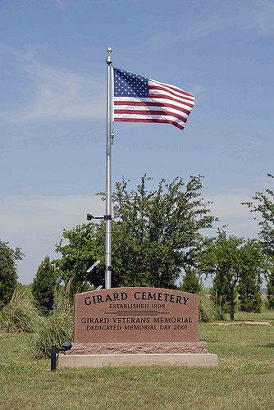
(57, 341, 218, 368)
(58, 352, 218, 368)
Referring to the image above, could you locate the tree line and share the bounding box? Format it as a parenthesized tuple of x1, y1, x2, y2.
(1, 174, 273, 321)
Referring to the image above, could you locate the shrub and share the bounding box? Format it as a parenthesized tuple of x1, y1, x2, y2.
(180, 269, 202, 294)
(199, 291, 219, 322)
(0, 241, 23, 309)
(34, 282, 74, 358)
(32, 256, 58, 315)
(267, 294, 274, 309)
(0, 285, 42, 333)
(34, 310, 73, 358)
(266, 271, 274, 310)
(238, 291, 262, 312)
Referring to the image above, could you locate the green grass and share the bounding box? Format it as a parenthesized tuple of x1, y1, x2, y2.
(0, 311, 273, 410)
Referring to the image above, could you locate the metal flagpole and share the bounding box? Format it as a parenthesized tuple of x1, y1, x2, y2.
(105, 47, 113, 289)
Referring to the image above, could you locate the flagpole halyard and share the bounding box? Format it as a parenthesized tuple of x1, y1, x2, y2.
(105, 47, 113, 289)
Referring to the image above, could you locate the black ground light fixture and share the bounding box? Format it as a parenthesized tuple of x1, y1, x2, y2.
(50, 341, 72, 371)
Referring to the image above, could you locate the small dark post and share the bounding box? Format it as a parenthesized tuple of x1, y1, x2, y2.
(50, 346, 58, 372)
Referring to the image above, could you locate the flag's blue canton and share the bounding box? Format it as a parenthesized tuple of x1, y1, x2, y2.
(114, 68, 149, 97)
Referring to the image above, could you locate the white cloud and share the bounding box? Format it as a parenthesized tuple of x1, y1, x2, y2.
(0, 48, 105, 122)
(145, 1, 274, 53)
(55, 0, 70, 10)
(255, 0, 274, 34)
(0, 194, 105, 283)
(189, 84, 206, 103)
(0, 186, 263, 284)
(207, 191, 257, 237)
(145, 9, 242, 51)
(204, 176, 274, 238)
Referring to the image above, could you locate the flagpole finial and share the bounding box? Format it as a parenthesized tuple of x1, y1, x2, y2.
(106, 47, 112, 64)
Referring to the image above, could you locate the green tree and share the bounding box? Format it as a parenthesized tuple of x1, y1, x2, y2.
(0, 241, 23, 309)
(237, 240, 263, 312)
(32, 256, 58, 314)
(55, 175, 215, 292)
(55, 223, 102, 294)
(180, 268, 202, 294)
(266, 267, 274, 309)
(199, 231, 263, 320)
(211, 271, 230, 320)
(243, 174, 274, 309)
(102, 174, 216, 288)
(243, 174, 274, 255)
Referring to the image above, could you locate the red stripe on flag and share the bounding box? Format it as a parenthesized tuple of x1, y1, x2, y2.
(114, 109, 188, 123)
(149, 85, 194, 101)
(148, 94, 194, 108)
(151, 81, 194, 98)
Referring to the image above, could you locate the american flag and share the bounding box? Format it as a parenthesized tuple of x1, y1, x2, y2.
(113, 68, 195, 131)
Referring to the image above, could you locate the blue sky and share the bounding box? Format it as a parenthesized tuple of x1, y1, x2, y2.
(0, 0, 273, 283)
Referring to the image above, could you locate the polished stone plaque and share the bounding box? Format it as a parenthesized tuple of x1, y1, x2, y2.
(74, 287, 199, 343)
